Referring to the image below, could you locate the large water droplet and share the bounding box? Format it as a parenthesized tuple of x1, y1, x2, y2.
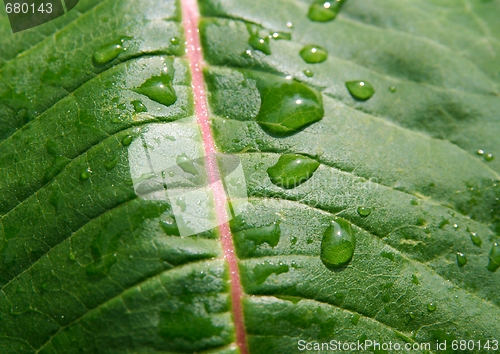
(235, 222, 281, 247)
(134, 64, 177, 107)
(456, 252, 467, 267)
(267, 154, 320, 189)
(308, 0, 345, 22)
(121, 134, 133, 146)
(299, 44, 328, 63)
(247, 71, 324, 135)
(93, 38, 127, 65)
(346, 80, 375, 101)
(253, 261, 289, 284)
(485, 153, 494, 161)
(320, 219, 355, 268)
(427, 302, 437, 312)
(486, 242, 500, 272)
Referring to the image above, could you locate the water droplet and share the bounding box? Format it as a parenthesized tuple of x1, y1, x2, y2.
(93, 38, 126, 65)
(68, 252, 76, 261)
(176, 197, 186, 212)
(410, 198, 419, 206)
(235, 222, 281, 247)
(246, 71, 324, 135)
(170, 37, 180, 45)
(320, 219, 355, 268)
(477, 149, 485, 156)
(346, 80, 375, 101)
(485, 153, 494, 161)
(253, 261, 289, 284)
(132, 100, 148, 113)
(427, 302, 437, 312)
(438, 218, 449, 229)
(416, 217, 426, 226)
(160, 215, 180, 236)
(470, 232, 482, 247)
(176, 154, 198, 175)
(249, 34, 271, 55)
(486, 242, 500, 272)
(411, 274, 419, 285)
(79, 168, 92, 181)
(121, 135, 133, 146)
(299, 44, 328, 63)
(134, 64, 177, 107)
(286, 21, 293, 28)
(357, 206, 371, 217)
(389, 86, 397, 92)
(381, 251, 395, 262)
(456, 252, 467, 267)
(350, 314, 360, 325)
(270, 31, 291, 40)
(267, 154, 320, 189)
(303, 69, 314, 77)
(308, 0, 345, 22)
(104, 157, 119, 170)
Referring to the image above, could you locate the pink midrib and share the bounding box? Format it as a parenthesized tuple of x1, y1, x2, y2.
(181, 0, 249, 353)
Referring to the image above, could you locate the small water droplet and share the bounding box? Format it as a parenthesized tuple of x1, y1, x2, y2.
(470, 232, 482, 247)
(249, 34, 271, 55)
(93, 38, 127, 65)
(121, 135, 133, 146)
(357, 206, 371, 217)
(427, 302, 437, 312)
(267, 154, 320, 189)
(308, 0, 345, 22)
(235, 222, 281, 247)
(477, 149, 485, 155)
(286, 21, 293, 28)
(104, 157, 119, 170)
(303, 69, 314, 77)
(131, 100, 148, 113)
(411, 274, 419, 285)
(456, 252, 467, 267)
(253, 261, 289, 284)
(416, 217, 426, 226)
(410, 198, 419, 206)
(486, 242, 500, 272)
(485, 153, 494, 161)
(350, 314, 360, 325)
(346, 80, 375, 101)
(160, 215, 180, 236)
(68, 252, 76, 261)
(170, 37, 180, 45)
(176, 197, 186, 212)
(176, 154, 198, 175)
(134, 64, 177, 107)
(79, 168, 92, 181)
(389, 86, 397, 92)
(438, 218, 449, 229)
(299, 44, 328, 63)
(320, 219, 355, 268)
(381, 251, 395, 262)
(270, 31, 291, 40)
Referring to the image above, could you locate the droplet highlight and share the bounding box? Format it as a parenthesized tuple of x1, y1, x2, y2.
(267, 154, 320, 189)
(320, 219, 355, 268)
(346, 80, 375, 101)
(299, 44, 328, 63)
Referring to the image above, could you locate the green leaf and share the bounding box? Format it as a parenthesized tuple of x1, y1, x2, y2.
(1, 0, 500, 353)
